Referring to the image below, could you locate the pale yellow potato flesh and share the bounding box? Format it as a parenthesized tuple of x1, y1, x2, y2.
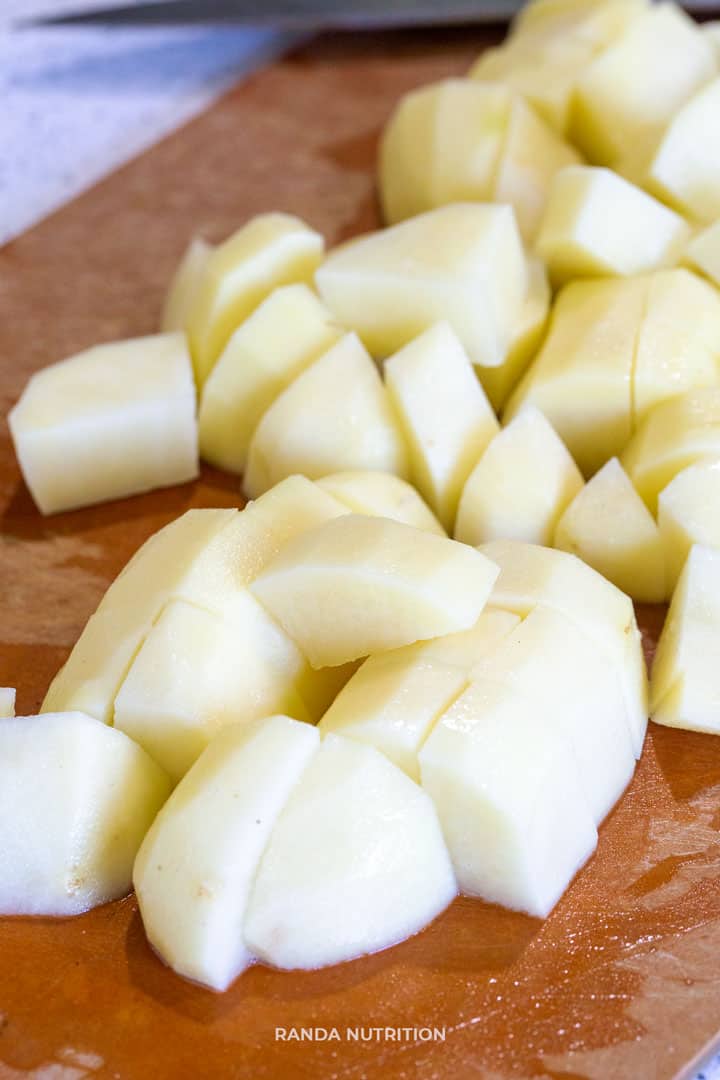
(684, 220, 720, 289)
(250, 514, 499, 668)
(658, 460, 720, 590)
(134, 715, 319, 991)
(8, 333, 198, 516)
(0, 712, 170, 916)
(651, 544, 720, 732)
(554, 457, 666, 603)
(0, 688, 16, 718)
(455, 407, 583, 547)
(317, 471, 445, 536)
(161, 237, 213, 333)
(198, 285, 342, 475)
(384, 322, 499, 532)
(315, 204, 527, 369)
(186, 213, 324, 386)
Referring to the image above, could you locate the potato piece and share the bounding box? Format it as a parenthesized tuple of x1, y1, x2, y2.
(186, 214, 324, 386)
(384, 323, 498, 531)
(554, 458, 665, 603)
(419, 677, 597, 916)
(651, 545, 720, 733)
(658, 461, 720, 590)
(505, 277, 645, 475)
(705, 21, 720, 60)
(684, 220, 720, 289)
(244, 734, 456, 970)
(0, 712, 170, 915)
(317, 471, 445, 536)
(198, 285, 341, 474)
(646, 78, 720, 225)
(251, 514, 499, 668)
(480, 539, 648, 756)
(8, 333, 198, 516)
(472, 607, 635, 823)
(134, 715, 319, 990)
(536, 166, 690, 285)
(621, 387, 720, 513)
(481, 258, 550, 413)
(114, 600, 310, 783)
(316, 204, 527, 369)
(161, 237, 213, 333)
(0, 688, 16, 718)
(455, 407, 582, 547)
(570, 5, 715, 165)
(43, 477, 346, 723)
(244, 333, 407, 499)
(511, 0, 647, 45)
(319, 609, 519, 780)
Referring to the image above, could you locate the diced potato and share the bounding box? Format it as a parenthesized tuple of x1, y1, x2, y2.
(319, 609, 519, 780)
(646, 77, 720, 224)
(684, 220, 720, 289)
(455, 407, 582, 547)
(0, 712, 170, 915)
(658, 461, 720, 589)
(384, 323, 499, 531)
(633, 269, 720, 427)
(480, 539, 648, 756)
(0, 688, 16, 718)
(198, 285, 341, 474)
(570, 4, 715, 165)
(471, 607, 635, 823)
(621, 387, 720, 512)
(505, 277, 645, 475)
(244, 333, 406, 499)
(114, 600, 311, 783)
(705, 21, 720, 59)
(481, 258, 550, 413)
(8, 333, 198, 516)
(511, 0, 647, 46)
(134, 715, 319, 990)
(186, 214, 324, 386)
(161, 237, 213, 333)
(651, 545, 720, 732)
(419, 677, 597, 917)
(317, 471, 445, 536)
(244, 734, 456, 970)
(315, 204, 527, 369)
(536, 166, 690, 285)
(251, 514, 499, 668)
(554, 458, 666, 603)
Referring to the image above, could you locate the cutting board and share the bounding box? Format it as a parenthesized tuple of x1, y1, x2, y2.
(2, 27, 720, 1080)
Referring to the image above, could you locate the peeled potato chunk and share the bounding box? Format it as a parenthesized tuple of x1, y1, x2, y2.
(384, 323, 499, 531)
(8, 333, 198, 516)
(471, 607, 635, 824)
(315, 204, 527, 369)
(554, 458, 666, 603)
(570, 4, 715, 165)
(186, 213, 324, 386)
(482, 258, 550, 413)
(505, 277, 644, 475)
(251, 514, 499, 668)
(658, 461, 720, 590)
(317, 471, 445, 536)
(621, 388, 720, 513)
(244, 734, 456, 970)
(244, 333, 407, 499)
(536, 166, 690, 285)
(651, 545, 720, 733)
(455, 407, 582, 547)
(161, 237, 213, 333)
(0, 712, 170, 916)
(684, 220, 720, 289)
(319, 609, 519, 780)
(480, 539, 648, 756)
(134, 715, 319, 991)
(0, 688, 16, 718)
(419, 677, 597, 917)
(198, 285, 341, 474)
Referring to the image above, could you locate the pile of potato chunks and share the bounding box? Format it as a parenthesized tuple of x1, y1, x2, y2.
(5, 0, 720, 991)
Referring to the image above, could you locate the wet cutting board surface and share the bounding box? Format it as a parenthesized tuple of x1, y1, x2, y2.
(2, 27, 720, 1080)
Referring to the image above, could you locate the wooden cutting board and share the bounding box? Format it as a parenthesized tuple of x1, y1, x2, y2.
(2, 27, 720, 1080)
